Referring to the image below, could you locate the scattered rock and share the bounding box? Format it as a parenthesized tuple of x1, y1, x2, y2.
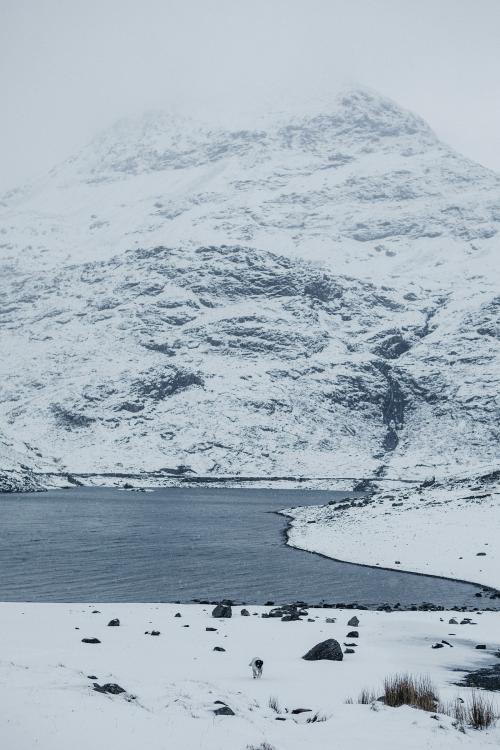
(213, 646, 226, 652)
(303, 638, 343, 662)
(325, 618, 336, 623)
(87, 675, 98, 680)
(82, 638, 101, 644)
(241, 608, 250, 616)
(93, 683, 126, 695)
(476, 644, 487, 650)
(107, 618, 120, 627)
(145, 630, 160, 636)
(213, 705, 235, 716)
(431, 643, 444, 649)
(346, 630, 359, 638)
(449, 618, 458, 625)
(291, 708, 312, 714)
(212, 603, 232, 618)
(206, 627, 217, 632)
(347, 616, 359, 627)
(175, 612, 182, 617)
(92, 610, 100, 614)
(344, 648, 355, 654)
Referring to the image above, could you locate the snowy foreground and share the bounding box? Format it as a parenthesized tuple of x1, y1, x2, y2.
(284, 470, 500, 591)
(1, 602, 500, 749)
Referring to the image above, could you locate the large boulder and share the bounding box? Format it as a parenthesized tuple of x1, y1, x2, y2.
(347, 616, 359, 627)
(303, 638, 343, 662)
(212, 603, 232, 618)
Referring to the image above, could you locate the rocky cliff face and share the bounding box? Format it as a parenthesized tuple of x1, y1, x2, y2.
(1, 88, 499, 484)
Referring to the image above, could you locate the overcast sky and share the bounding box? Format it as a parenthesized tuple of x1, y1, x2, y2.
(1, 0, 500, 191)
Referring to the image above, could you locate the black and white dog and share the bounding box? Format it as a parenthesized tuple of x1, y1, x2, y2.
(249, 657, 264, 679)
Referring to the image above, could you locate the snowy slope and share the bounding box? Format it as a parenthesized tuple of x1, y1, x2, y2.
(0, 88, 499, 484)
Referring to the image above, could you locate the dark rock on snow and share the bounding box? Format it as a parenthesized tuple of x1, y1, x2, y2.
(93, 682, 126, 695)
(213, 705, 235, 716)
(346, 630, 359, 638)
(212, 603, 232, 618)
(240, 608, 250, 616)
(82, 637, 101, 644)
(303, 638, 343, 662)
(107, 618, 120, 627)
(347, 616, 360, 627)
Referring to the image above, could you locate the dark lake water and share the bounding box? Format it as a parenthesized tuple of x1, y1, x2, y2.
(0, 486, 492, 607)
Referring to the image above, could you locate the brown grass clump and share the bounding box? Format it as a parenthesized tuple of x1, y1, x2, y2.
(383, 673, 438, 712)
(444, 692, 497, 731)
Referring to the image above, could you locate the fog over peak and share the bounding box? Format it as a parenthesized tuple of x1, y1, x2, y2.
(1, 0, 500, 191)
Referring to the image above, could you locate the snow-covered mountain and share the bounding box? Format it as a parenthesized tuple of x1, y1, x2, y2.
(1, 88, 499, 486)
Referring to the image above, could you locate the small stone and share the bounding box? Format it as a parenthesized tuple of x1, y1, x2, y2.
(175, 612, 182, 617)
(213, 646, 226, 652)
(449, 618, 458, 624)
(93, 683, 125, 695)
(213, 705, 235, 716)
(291, 708, 312, 714)
(431, 643, 444, 649)
(107, 618, 120, 627)
(346, 630, 359, 638)
(82, 638, 101, 644)
(325, 617, 336, 623)
(344, 648, 355, 654)
(475, 644, 487, 650)
(240, 608, 250, 616)
(206, 627, 217, 632)
(347, 616, 359, 627)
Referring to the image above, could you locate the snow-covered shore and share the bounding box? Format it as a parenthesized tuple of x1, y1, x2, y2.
(1, 602, 500, 749)
(283, 471, 500, 592)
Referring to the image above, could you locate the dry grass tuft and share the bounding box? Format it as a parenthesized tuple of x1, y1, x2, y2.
(267, 695, 281, 714)
(444, 692, 497, 731)
(383, 673, 438, 712)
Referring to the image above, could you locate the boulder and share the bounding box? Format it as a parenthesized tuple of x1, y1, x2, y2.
(347, 616, 359, 627)
(107, 618, 120, 627)
(82, 637, 101, 644)
(213, 646, 226, 652)
(212, 603, 232, 618)
(325, 618, 336, 623)
(346, 630, 359, 638)
(303, 638, 343, 662)
(240, 608, 250, 616)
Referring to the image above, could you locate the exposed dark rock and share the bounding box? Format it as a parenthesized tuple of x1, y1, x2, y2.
(291, 708, 312, 714)
(107, 618, 120, 627)
(303, 638, 343, 662)
(213, 646, 226, 652)
(93, 683, 126, 695)
(213, 705, 235, 716)
(212, 603, 232, 618)
(82, 637, 101, 644)
(347, 616, 359, 627)
(240, 608, 250, 616)
(346, 630, 359, 638)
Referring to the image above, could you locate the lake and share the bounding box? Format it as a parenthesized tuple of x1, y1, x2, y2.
(0, 486, 491, 607)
